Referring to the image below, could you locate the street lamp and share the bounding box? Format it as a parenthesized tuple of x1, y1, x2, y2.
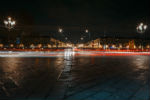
(81, 37, 84, 40)
(4, 17, 16, 30)
(4, 17, 16, 45)
(85, 29, 91, 40)
(58, 28, 63, 33)
(136, 22, 148, 51)
(136, 22, 147, 33)
(85, 29, 88, 33)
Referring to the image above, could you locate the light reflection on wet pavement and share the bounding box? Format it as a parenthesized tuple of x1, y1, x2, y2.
(64, 56, 149, 100)
(0, 57, 64, 99)
(0, 52, 149, 100)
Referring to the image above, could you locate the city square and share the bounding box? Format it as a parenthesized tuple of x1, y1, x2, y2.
(0, 0, 150, 100)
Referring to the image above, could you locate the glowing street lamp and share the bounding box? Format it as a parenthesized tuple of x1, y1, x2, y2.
(85, 29, 91, 40)
(81, 37, 84, 40)
(4, 17, 16, 30)
(58, 28, 63, 33)
(136, 22, 148, 33)
(134, 45, 136, 49)
(10, 44, 14, 48)
(146, 45, 150, 49)
(0, 44, 4, 48)
(85, 29, 89, 33)
(136, 22, 148, 50)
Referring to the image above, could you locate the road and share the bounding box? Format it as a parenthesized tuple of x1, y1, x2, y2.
(0, 50, 149, 100)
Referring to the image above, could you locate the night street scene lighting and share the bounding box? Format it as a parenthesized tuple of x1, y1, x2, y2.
(58, 28, 63, 33)
(0, 0, 150, 100)
(80, 37, 84, 40)
(136, 23, 148, 33)
(65, 37, 68, 40)
(4, 17, 16, 30)
(85, 29, 89, 33)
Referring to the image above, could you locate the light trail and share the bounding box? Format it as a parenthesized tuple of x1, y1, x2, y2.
(0, 50, 149, 57)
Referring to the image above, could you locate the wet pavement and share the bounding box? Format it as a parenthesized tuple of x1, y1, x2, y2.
(0, 51, 149, 100)
(64, 56, 150, 100)
(0, 57, 64, 100)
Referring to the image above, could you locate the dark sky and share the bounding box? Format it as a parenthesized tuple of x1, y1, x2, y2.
(0, 0, 149, 39)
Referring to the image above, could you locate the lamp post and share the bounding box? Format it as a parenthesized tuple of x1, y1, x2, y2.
(136, 23, 147, 33)
(4, 17, 16, 30)
(136, 22, 148, 51)
(4, 17, 16, 45)
(85, 29, 88, 33)
(58, 28, 63, 33)
(85, 29, 90, 40)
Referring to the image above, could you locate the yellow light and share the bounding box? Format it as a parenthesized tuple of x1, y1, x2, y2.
(47, 44, 51, 48)
(119, 44, 122, 48)
(139, 45, 142, 49)
(99, 45, 103, 48)
(19, 44, 24, 48)
(147, 45, 150, 49)
(10, 44, 14, 48)
(126, 45, 129, 49)
(106, 45, 109, 49)
(134, 45, 136, 49)
(38, 44, 42, 48)
(0, 44, 3, 48)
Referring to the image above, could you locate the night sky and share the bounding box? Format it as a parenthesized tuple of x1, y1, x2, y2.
(0, 0, 149, 40)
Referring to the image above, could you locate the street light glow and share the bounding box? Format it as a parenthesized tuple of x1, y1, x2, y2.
(4, 21, 8, 25)
(139, 25, 143, 31)
(4, 17, 16, 29)
(136, 22, 147, 33)
(11, 21, 16, 25)
(140, 23, 143, 26)
(8, 17, 11, 20)
(85, 29, 88, 33)
(58, 28, 63, 33)
(144, 25, 147, 30)
(81, 37, 84, 40)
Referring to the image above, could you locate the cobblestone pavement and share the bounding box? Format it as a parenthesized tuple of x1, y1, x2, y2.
(0, 55, 149, 100)
(0, 57, 65, 100)
(63, 56, 150, 100)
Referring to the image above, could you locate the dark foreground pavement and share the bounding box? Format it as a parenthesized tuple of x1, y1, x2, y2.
(63, 56, 150, 100)
(0, 55, 150, 100)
